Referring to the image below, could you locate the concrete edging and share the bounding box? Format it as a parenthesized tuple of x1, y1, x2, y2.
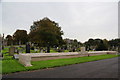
(18, 51, 118, 67)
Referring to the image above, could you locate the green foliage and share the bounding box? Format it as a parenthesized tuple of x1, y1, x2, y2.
(96, 40, 108, 51)
(3, 56, 13, 60)
(2, 60, 26, 74)
(108, 38, 120, 51)
(64, 38, 82, 51)
(108, 38, 120, 47)
(2, 52, 14, 60)
(13, 30, 28, 45)
(50, 49, 58, 53)
(2, 48, 9, 54)
(5, 35, 13, 46)
(84, 38, 109, 51)
(64, 50, 69, 52)
(29, 17, 64, 47)
(2, 54, 118, 74)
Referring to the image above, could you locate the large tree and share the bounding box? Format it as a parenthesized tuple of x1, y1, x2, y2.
(96, 40, 108, 51)
(13, 30, 28, 45)
(108, 38, 120, 51)
(29, 17, 64, 52)
(84, 38, 104, 51)
(6, 35, 13, 46)
(84, 38, 96, 50)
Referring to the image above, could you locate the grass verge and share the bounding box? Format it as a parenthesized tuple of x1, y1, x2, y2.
(2, 54, 119, 74)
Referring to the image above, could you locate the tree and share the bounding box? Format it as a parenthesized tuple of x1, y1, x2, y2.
(84, 38, 96, 51)
(6, 35, 13, 46)
(84, 38, 104, 51)
(103, 39, 109, 49)
(29, 17, 64, 52)
(108, 38, 120, 51)
(96, 40, 108, 51)
(13, 30, 28, 45)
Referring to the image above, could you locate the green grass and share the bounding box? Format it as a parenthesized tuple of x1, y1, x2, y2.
(2, 54, 119, 74)
(50, 49, 69, 53)
(50, 49, 58, 53)
(1, 47, 14, 60)
(2, 47, 9, 54)
(64, 50, 69, 52)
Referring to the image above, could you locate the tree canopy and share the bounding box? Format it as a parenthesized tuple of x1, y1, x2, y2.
(84, 38, 109, 51)
(29, 17, 64, 47)
(6, 35, 13, 45)
(13, 29, 28, 45)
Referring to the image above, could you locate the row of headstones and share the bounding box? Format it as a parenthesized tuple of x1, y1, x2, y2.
(9, 47, 27, 56)
(9, 46, 86, 55)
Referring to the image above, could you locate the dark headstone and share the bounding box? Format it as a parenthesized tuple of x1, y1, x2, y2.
(47, 46, 50, 53)
(2, 46, 4, 50)
(31, 47, 34, 50)
(0, 53, 3, 60)
(26, 43, 30, 53)
(73, 48, 75, 52)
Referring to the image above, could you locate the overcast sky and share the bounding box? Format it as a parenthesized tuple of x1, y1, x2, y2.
(1, 0, 119, 42)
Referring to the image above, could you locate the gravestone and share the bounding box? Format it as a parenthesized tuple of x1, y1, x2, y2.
(9, 47, 15, 56)
(13, 54, 19, 59)
(14, 47, 19, 54)
(47, 46, 50, 53)
(19, 54, 32, 67)
(26, 43, 30, 53)
(40, 49, 43, 53)
(19, 49, 23, 53)
(80, 47, 88, 54)
(72, 48, 75, 52)
(0, 53, 3, 59)
(35, 48, 38, 52)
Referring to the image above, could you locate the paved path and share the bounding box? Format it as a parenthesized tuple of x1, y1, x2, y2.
(3, 57, 119, 78)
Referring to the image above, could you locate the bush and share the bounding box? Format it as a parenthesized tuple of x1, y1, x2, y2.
(96, 41, 108, 51)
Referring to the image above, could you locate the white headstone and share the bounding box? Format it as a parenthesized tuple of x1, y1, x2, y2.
(40, 49, 43, 53)
(35, 49, 38, 52)
(80, 47, 88, 54)
(19, 54, 32, 67)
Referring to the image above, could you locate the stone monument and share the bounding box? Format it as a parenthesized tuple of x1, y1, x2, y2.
(80, 47, 88, 54)
(19, 54, 32, 67)
(9, 46, 15, 56)
(26, 43, 30, 53)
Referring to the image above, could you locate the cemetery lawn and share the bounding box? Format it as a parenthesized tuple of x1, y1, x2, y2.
(2, 54, 119, 74)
